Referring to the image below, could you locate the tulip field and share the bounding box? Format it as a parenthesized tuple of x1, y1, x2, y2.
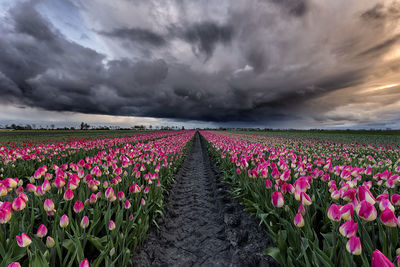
(0, 130, 195, 266)
(202, 130, 400, 267)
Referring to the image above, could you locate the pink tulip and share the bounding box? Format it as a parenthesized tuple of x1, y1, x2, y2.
(298, 204, 306, 215)
(80, 258, 89, 267)
(129, 184, 141, 193)
(144, 186, 149, 194)
(327, 204, 341, 222)
(380, 208, 397, 227)
(141, 198, 146, 205)
(105, 187, 114, 199)
(73, 201, 84, 213)
(371, 249, 394, 267)
(272, 191, 284, 208)
(357, 200, 377, 221)
(294, 212, 305, 228)
(265, 179, 272, 189)
(8, 262, 21, 267)
(339, 220, 357, 238)
(358, 185, 376, 204)
(117, 191, 125, 201)
(396, 254, 400, 267)
(379, 198, 395, 212)
(346, 236, 361, 255)
(36, 224, 48, 238)
(16, 233, 32, 247)
(64, 189, 74, 201)
(89, 193, 97, 204)
(60, 214, 69, 228)
(392, 194, 400, 206)
(124, 200, 131, 209)
(81, 216, 89, 229)
(12, 197, 26, 211)
(0, 185, 8, 197)
(340, 203, 354, 221)
(43, 199, 55, 212)
(108, 220, 116, 231)
(300, 192, 312, 206)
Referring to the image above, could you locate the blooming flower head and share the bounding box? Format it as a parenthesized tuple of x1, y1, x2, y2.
(16, 233, 31, 247)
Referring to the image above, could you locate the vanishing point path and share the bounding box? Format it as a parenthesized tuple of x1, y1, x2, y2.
(132, 133, 277, 267)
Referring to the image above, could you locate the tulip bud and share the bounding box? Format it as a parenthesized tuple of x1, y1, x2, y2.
(272, 191, 284, 208)
(109, 220, 116, 231)
(73, 201, 84, 213)
(380, 208, 397, 227)
(60, 214, 69, 228)
(43, 199, 55, 213)
(8, 262, 21, 267)
(12, 197, 26, 211)
(36, 224, 48, 238)
(16, 233, 32, 247)
(346, 236, 361, 255)
(294, 212, 305, 228)
(357, 200, 377, 221)
(327, 204, 341, 222)
(124, 200, 131, 209)
(46, 236, 55, 248)
(339, 220, 357, 238)
(64, 189, 74, 201)
(371, 249, 394, 267)
(141, 198, 146, 206)
(80, 258, 89, 267)
(81, 216, 90, 229)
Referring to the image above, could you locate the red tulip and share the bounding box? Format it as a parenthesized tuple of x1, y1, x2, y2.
(371, 249, 394, 267)
(272, 191, 284, 208)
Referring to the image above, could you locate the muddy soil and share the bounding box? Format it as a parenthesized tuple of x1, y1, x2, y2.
(132, 133, 278, 267)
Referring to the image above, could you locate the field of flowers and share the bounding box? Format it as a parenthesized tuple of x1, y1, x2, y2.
(0, 130, 194, 266)
(202, 130, 400, 267)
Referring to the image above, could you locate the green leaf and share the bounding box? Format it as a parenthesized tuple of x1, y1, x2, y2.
(263, 247, 285, 265)
(30, 252, 49, 267)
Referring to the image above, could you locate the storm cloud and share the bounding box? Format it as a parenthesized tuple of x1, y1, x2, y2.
(0, 0, 399, 128)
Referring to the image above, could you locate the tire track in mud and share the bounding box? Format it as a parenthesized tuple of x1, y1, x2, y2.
(132, 132, 277, 267)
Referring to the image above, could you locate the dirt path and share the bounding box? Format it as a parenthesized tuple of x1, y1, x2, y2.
(132, 133, 277, 267)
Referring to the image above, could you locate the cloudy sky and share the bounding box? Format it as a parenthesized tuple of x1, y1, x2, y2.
(0, 0, 399, 129)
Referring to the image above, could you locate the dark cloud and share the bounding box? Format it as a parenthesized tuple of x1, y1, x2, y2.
(361, 2, 400, 21)
(269, 0, 308, 17)
(358, 34, 400, 57)
(99, 27, 167, 46)
(0, 0, 399, 127)
(180, 22, 233, 59)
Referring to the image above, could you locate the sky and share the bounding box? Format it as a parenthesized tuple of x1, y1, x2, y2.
(0, 0, 399, 129)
